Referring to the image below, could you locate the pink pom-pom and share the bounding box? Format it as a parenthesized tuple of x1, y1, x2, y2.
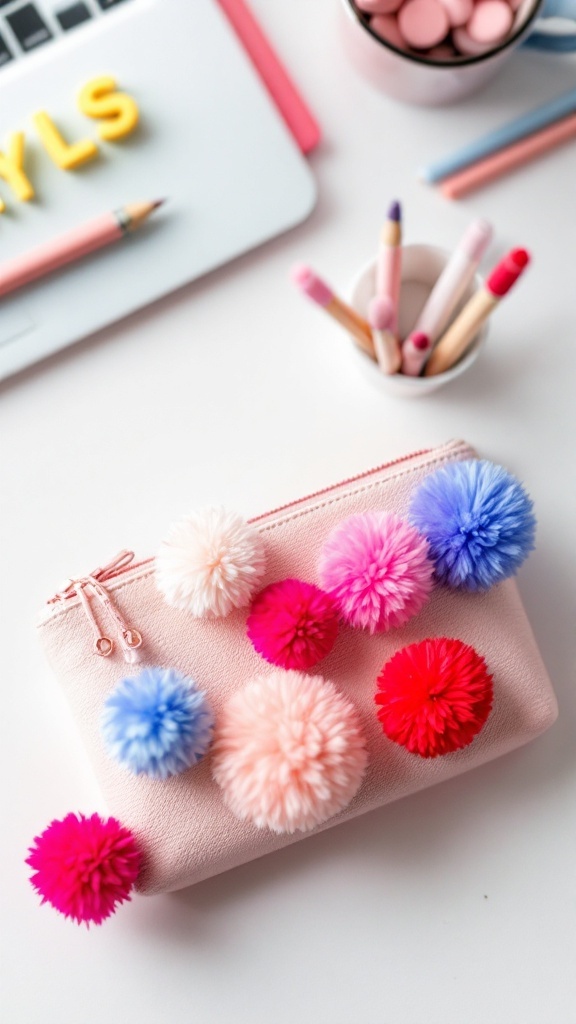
(318, 511, 434, 633)
(375, 637, 493, 757)
(26, 813, 141, 926)
(247, 578, 339, 670)
(212, 669, 368, 834)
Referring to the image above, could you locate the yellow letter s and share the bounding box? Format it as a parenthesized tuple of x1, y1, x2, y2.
(78, 76, 139, 141)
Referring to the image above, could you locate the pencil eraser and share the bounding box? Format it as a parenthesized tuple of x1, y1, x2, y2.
(291, 264, 332, 306)
(411, 332, 431, 351)
(368, 295, 394, 330)
(398, 0, 450, 49)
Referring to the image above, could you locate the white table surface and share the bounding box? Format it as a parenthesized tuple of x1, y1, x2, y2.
(2, 3, 576, 1022)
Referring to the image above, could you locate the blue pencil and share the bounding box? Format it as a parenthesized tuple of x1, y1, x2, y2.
(419, 86, 576, 183)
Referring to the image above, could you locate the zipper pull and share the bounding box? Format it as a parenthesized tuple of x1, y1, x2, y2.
(53, 551, 143, 664)
(88, 579, 143, 664)
(76, 584, 116, 658)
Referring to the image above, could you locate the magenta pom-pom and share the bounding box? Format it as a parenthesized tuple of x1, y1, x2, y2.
(26, 813, 141, 926)
(318, 511, 434, 633)
(247, 578, 339, 670)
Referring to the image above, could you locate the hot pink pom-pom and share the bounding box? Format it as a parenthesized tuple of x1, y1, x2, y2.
(212, 669, 368, 834)
(375, 637, 493, 757)
(247, 578, 339, 670)
(26, 813, 141, 925)
(318, 511, 434, 633)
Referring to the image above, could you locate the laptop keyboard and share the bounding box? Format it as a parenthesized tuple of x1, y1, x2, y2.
(0, 0, 132, 64)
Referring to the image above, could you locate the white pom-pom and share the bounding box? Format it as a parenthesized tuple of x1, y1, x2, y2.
(155, 506, 266, 618)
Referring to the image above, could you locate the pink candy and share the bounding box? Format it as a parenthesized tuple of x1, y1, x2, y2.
(356, 0, 403, 11)
(359, 0, 519, 60)
(438, 0, 473, 28)
(398, 0, 449, 49)
(371, 13, 406, 48)
(467, 1, 513, 43)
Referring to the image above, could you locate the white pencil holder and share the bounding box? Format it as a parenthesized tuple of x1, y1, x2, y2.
(348, 243, 488, 398)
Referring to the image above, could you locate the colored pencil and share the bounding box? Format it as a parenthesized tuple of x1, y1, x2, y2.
(419, 86, 576, 184)
(292, 264, 376, 357)
(0, 200, 163, 299)
(440, 112, 576, 199)
(425, 248, 529, 376)
(216, 0, 321, 154)
(376, 200, 402, 338)
(407, 219, 492, 345)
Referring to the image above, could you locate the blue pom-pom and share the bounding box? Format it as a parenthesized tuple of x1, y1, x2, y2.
(102, 666, 214, 779)
(408, 460, 536, 591)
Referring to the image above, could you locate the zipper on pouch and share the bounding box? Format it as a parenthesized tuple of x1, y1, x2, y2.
(45, 441, 468, 613)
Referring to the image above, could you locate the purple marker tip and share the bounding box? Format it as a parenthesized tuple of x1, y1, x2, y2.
(387, 200, 401, 222)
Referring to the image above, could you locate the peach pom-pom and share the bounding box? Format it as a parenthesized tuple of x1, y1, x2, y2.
(212, 669, 368, 834)
(375, 637, 493, 757)
(247, 578, 339, 670)
(318, 511, 434, 633)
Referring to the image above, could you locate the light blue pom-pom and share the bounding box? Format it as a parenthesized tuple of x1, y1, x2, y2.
(408, 459, 536, 591)
(102, 666, 214, 779)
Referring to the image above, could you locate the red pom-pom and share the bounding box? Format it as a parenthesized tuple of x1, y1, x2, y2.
(375, 637, 493, 757)
(26, 813, 141, 926)
(247, 578, 339, 670)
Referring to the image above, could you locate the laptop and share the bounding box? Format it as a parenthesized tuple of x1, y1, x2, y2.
(0, 0, 317, 380)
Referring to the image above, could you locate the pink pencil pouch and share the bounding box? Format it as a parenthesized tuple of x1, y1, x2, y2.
(36, 439, 557, 902)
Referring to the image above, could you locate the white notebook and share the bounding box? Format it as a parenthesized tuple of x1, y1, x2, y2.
(0, 0, 317, 380)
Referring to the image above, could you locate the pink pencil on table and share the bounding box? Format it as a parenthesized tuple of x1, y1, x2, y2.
(441, 112, 576, 199)
(215, 0, 320, 154)
(376, 201, 402, 338)
(0, 200, 163, 298)
(367, 296, 401, 374)
(292, 264, 376, 357)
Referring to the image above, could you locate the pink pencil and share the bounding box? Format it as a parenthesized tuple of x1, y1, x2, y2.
(0, 201, 163, 298)
(376, 200, 402, 338)
(292, 263, 376, 357)
(216, 0, 321, 154)
(401, 331, 432, 376)
(441, 112, 576, 199)
(367, 295, 401, 374)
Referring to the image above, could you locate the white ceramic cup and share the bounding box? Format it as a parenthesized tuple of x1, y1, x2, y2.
(348, 243, 488, 397)
(340, 0, 576, 105)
